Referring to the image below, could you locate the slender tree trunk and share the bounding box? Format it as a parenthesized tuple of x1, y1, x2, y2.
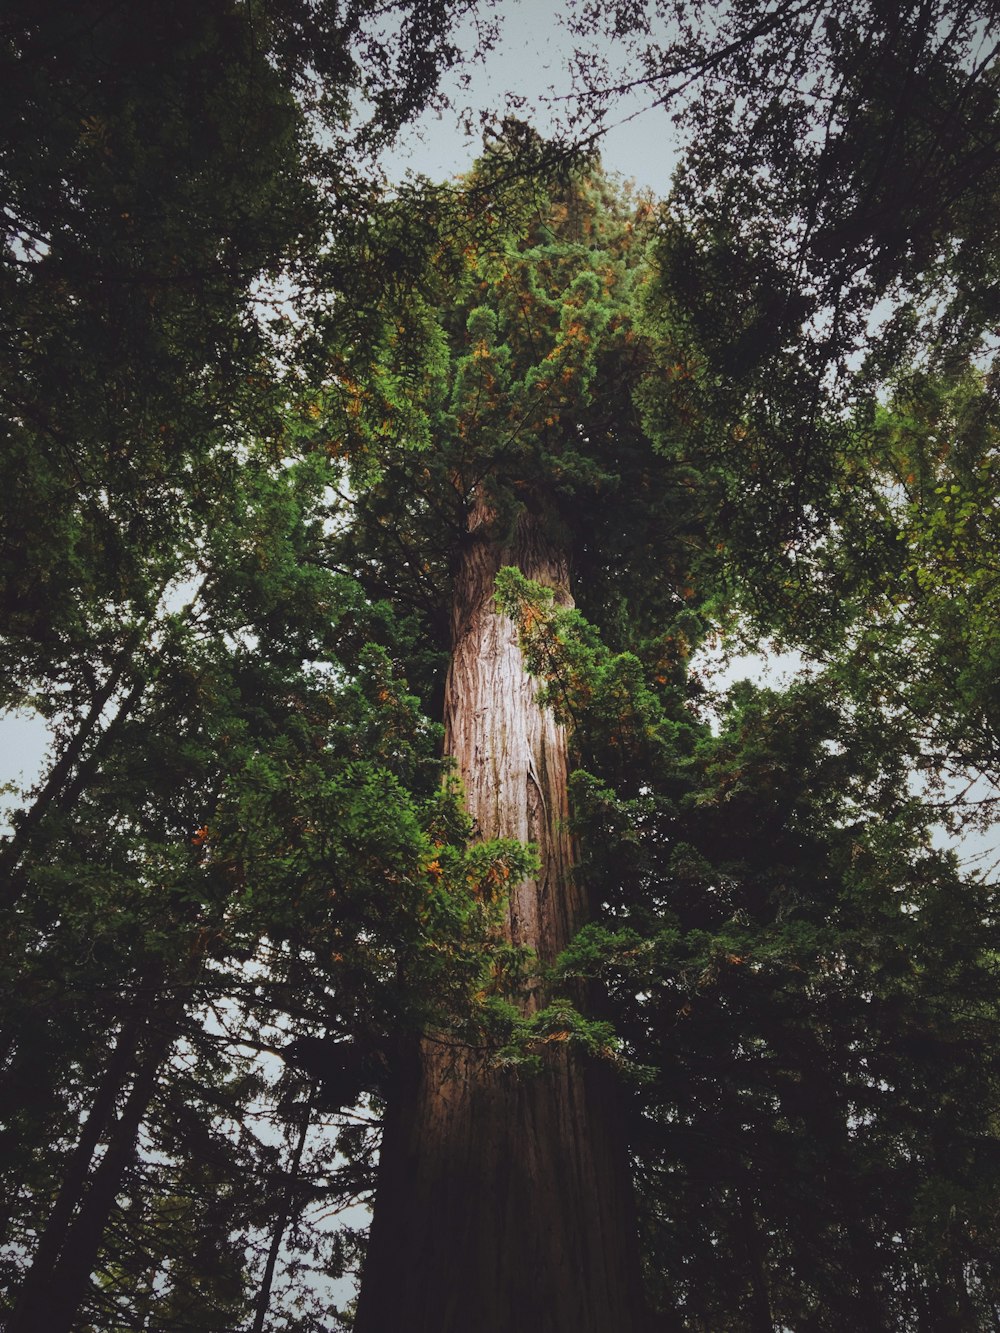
(7, 1019, 173, 1333)
(249, 1083, 316, 1333)
(736, 1178, 774, 1333)
(1, 995, 148, 1261)
(355, 497, 645, 1333)
(7, 941, 201, 1333)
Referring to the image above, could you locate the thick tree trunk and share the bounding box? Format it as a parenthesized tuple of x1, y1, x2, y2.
(355, 498, 645, 1333)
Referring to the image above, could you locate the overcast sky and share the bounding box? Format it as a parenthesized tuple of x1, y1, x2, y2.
(380, 0, 681, 191)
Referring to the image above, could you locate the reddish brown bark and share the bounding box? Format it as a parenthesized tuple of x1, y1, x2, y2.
(354, 498, 644, 1332)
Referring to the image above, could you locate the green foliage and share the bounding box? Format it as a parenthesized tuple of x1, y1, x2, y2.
(0, 5, 519, 1330)
(495, 564, 702, 785)
(590, 0, 1000, 662)
(504, 557, 1000, 1330)
(6, 6, 1000, 1326)
(324, 154, 718, 684)
(826, 367, 1000, 804)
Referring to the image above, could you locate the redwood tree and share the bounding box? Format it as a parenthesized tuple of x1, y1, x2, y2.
(333, 144, 692, 1331)
(330, 126, 1000, 1329)
(6, 6, 1000, 1327)
(355, 496, 645, 1331)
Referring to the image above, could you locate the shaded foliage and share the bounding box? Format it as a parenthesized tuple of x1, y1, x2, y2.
(4, 4, 1000, 1330)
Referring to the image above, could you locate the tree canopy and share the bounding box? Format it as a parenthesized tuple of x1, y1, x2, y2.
(2, 3, 1000, 1330)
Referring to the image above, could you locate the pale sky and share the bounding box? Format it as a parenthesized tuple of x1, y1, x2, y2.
(380, 0, 680, 191)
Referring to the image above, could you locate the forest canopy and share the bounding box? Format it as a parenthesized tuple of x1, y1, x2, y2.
(2, 2, 999, 1330)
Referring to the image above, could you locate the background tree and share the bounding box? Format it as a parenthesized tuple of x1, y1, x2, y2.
(0, 3, 520, 1330)
(4, 3, 1000, 1329)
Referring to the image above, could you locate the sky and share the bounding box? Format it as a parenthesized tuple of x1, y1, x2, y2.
(380, 0, 681, 192)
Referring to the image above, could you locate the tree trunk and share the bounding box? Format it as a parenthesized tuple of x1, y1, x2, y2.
(354, 497, 645, 1333)
(250, 1083, 316, 1333)
(736, 1178, 774, 1333)
(8, 949, 196, 1333)
(7, 1019, 173, 1333)
(1, 995, 148, 1268)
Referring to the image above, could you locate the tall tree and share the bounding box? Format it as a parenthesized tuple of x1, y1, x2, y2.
(334, 141, 689, 1332)
(6, 4, 1000, 1328)
(332, 119, 1000, 1325)
(0, 3, 515, 1329)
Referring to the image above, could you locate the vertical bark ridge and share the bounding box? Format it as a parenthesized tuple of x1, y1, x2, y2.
(355, 496, 644, 1333)
(443, 498, 583, 981)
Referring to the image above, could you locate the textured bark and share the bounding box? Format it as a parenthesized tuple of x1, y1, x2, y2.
(355, 497, 644, 1333)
